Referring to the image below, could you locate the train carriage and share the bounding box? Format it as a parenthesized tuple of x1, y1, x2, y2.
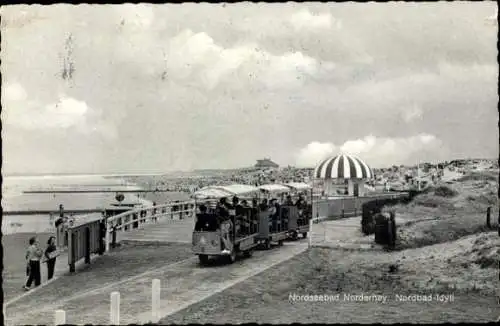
(256, 184, 291, 249)
(192, 184, 260, 264)
(282, 182, 313, 240)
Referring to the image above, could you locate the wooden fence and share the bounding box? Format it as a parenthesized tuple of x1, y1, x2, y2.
(66, 214, 105, 272)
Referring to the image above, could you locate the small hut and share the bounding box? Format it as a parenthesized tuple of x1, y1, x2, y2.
(255, 158, 279, 169)
(313, 154, 374, 197)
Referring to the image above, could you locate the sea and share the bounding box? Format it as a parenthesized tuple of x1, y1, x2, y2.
(1, 174, 153, 235)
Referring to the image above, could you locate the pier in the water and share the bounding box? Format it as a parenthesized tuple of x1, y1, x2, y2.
(23, 189, 178, 194)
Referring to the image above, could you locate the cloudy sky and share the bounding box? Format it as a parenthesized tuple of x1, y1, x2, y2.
(1, 2, 498, 174)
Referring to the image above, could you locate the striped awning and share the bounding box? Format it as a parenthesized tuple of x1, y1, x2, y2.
(258, 184, 290, 193)
(283, 182, 312, 191)
(313, 154, 373, 180)
(193, 187, 233, 199)
(193, 184, 259, 199)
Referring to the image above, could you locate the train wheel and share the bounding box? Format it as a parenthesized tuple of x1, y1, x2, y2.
(227, 250, 237, 264)
(198, 255, 209, 265)
(302, 232, 308, 239)
(265, 239, 272, 250)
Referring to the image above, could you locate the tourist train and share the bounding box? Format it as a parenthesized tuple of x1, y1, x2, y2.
(191, 182, 313, 264)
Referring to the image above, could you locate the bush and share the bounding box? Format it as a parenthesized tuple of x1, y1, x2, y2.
(434, 185, 458, 197)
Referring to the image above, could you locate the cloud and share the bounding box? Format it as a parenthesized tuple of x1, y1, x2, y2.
(164, 29, 326, 89)
(296, 134, 445, 168)
(3, 82, 28, 102)
(401, 104, 423, 123)
(42, 97, 88, 128)
(289, 9, 339, 30)
(1, 4, 496, 174)
(295, 141, 337, 167)
(2, 82, 116, 140)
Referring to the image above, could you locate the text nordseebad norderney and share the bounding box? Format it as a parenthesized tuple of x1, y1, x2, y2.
(288, 292, 455, 304)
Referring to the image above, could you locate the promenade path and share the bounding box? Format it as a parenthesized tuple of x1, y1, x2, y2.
(4, 241, 308, 325)
(4, 217, 195, 305)
(3, 233, 102, 305)
(4, 216, 306, 325)
(310, 215, 411, 250)
(118, 217, 194, 244)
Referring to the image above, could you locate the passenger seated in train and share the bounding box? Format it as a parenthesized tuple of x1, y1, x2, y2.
(237, 198, 248, 234)
(195, 204, 218, 231)
(272, 199, 281, 232)
(213, 199, 232, 254)
(216, 198, 230, 221)
(236, 200, 248, 234)
(295, 195, 304, 209)
(295, 195, 305, 222)
(268, 199, 277, 215)
(284, 195, 294, 206)
(235, 198, 245, 216)
(267, 199, 278, 232)
(249, 198, 259, 229)
(259, 198, 269, 211)
(231, 196, 240, 213)
(226, 196, 241, 235)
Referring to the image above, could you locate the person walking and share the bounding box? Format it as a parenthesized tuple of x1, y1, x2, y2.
(44, 236, 59, 281)
(24, 237, 43, 291)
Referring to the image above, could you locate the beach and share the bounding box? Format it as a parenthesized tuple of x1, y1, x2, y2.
(1, 174, 192, 235)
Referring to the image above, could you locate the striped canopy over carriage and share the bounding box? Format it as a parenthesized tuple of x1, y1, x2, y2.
(313, 154, 374, 197)
(193, 184, 259, 199)
(193, 184, 260, 210)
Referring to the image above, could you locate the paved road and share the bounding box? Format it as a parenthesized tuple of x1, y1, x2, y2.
(119, 218, 194, 244)
(310, 215, 412, 250)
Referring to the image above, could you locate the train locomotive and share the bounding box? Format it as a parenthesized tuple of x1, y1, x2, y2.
(191, 183, 313, 265)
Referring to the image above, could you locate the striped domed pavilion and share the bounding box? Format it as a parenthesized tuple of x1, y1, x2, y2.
(313, 154, 374, 197)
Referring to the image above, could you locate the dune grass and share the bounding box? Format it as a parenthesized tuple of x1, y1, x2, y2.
(381, 172, 498, 250)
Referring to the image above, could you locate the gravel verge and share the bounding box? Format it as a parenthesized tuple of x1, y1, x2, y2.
(160, 239, 498, 324)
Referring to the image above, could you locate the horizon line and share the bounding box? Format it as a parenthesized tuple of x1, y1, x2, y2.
(3, 157, 497, 177)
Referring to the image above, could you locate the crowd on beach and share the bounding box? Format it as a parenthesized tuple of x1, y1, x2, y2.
(131, 167, 313, 193)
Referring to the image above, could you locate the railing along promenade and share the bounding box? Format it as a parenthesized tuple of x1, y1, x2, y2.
(312, 191, 410, 221)
(102, 191, 410, 251)
(104, 201, 196, 251)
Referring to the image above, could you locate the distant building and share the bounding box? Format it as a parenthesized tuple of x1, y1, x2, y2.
(255, 158, 279, 169)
